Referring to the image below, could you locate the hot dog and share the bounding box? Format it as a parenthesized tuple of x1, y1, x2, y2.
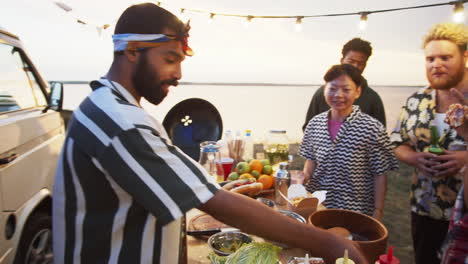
(222, 178, 263, 196)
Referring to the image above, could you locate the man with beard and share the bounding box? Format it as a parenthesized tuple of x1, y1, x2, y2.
(302, 38, 386, 131)
(52, 3, 367, 264)
(391, 23, 468, 264)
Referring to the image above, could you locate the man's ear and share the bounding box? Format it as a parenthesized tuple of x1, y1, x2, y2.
(124, 49, 139, 63)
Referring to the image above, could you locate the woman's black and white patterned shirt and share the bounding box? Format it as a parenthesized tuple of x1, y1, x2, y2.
(299, 106, 398, 215)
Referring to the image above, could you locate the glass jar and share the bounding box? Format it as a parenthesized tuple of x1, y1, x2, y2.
(198, 141, 224, 183)
(264, 130, 289, 165)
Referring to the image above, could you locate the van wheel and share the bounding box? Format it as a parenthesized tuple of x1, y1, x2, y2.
(15, 213, 53, 264)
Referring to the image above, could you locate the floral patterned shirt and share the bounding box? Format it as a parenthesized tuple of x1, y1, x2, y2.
(391, 86, 465, 221)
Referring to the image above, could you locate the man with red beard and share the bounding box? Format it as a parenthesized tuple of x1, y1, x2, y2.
(52, 3, 367, 264)
(391, 23, 468, 264)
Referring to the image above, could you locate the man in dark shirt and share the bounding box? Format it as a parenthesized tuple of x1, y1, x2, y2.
(302, 38, 386, 131)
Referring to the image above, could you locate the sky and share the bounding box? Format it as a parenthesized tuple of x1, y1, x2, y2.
(1, 0, 465, 85)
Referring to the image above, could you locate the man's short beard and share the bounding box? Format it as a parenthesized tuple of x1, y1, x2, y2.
(429, 62, 465, 90)
(132, 51, 167, 105)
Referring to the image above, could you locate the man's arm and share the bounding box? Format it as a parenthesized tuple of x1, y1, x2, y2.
(198, 189, 368, 264)
(372, 93, 387, 127)
(373, 174, 387, 220)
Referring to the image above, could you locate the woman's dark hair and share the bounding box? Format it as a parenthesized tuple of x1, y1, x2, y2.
(341, 38, 372, 58)
(323, 64, 363, 87)
(114, 3, 188, 55)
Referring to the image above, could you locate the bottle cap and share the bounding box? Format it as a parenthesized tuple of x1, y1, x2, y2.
(279, 162, 289, 170)
(378, 246, 400, 264)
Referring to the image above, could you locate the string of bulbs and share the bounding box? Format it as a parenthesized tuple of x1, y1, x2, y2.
(54, 0, 466, 34)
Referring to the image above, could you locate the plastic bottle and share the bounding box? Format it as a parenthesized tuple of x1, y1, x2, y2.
(375, 246, 400, 264)
(243, 129, 254, 161)
(217, 130, 232, 158)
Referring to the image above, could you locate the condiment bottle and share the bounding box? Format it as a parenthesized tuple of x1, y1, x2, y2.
(274, 162, 291, 205)
(375, 246, 400, 264)
(335, 250, 355, 264)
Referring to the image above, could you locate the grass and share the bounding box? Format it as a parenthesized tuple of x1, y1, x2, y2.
(382, 163, 414, 263)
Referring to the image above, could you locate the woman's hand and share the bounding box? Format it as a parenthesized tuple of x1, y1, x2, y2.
(449, 88, 468, 140)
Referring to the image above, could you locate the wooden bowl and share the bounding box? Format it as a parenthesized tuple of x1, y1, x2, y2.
(307, 209, 388, 263)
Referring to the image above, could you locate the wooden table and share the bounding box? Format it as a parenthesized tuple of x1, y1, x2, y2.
(185, 208, 309, 264)
(186, 174, 320, 263)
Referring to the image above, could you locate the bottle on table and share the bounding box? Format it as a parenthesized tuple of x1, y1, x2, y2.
(243, 129, 254, 161)
(198, 141, 224, 183)
(264, 130, 289, 165)
(274, 162, 291, 206)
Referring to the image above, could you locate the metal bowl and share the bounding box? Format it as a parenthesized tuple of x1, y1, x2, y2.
(278, 210, 306, 223)
(208, 231, 253, 256)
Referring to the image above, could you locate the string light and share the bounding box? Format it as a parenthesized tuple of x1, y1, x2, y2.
(244, 16, 253, 28)
(359, 12, 368, 31)
(209, 13, 215, 23)
(453, 1, 465, 23)
(179, 8, 190, 22)
(53, 0, 468, 35)
(295, 17, 303, 32)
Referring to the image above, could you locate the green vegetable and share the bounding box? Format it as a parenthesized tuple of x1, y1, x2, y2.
(208, 242, 282, 264)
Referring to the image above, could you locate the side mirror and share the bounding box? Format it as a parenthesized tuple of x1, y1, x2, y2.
(43, 82, 63, 113)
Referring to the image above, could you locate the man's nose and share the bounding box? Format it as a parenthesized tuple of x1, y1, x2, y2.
(173, 64, 182, 80)
(432, 58, 444, 68)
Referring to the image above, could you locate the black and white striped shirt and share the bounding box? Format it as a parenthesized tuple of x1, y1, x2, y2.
(52, 79, 219, 264)
(299, 106, 398, 215)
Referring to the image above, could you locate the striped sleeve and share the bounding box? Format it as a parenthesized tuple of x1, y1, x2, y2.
(369, 125, 399, 176)
(299, 118, 318, 161)
(96, 125, 219, 226)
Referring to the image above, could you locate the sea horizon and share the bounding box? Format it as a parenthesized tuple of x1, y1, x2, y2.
(62, 83, 423, 142)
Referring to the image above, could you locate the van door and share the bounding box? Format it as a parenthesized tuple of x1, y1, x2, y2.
(0, 41, 62, 263)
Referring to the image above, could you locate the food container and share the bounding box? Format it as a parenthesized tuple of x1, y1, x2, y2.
(208, 231, 253, 256)
(308, 209, 388, 263)
(279, 184, 320, 219)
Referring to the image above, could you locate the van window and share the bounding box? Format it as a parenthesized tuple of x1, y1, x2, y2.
(0, 43, 45, 113)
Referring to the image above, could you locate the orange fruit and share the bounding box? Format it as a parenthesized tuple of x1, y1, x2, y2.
(239, 173, 255, 180)
(258, 175, 274, 189)
(249, 160, 263, 174)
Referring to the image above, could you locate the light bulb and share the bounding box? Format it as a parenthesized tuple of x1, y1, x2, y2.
(209, 13, 215, 24)
(453, 2, 465, 23)
(359, 13, 368, 31)
(244, 16, 253, 28)
(295, 17, 303, 32)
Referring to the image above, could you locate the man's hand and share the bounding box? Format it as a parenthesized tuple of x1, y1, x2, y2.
(407, 151, 439, 176)
(432, 150, 467, 177)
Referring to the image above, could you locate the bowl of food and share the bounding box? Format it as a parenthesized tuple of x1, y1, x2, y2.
(208, 231, 253, 256)
(308, 209, 388, 263)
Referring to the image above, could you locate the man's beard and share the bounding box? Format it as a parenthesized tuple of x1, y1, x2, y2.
(132, 52, 179, 105)
(428, 61, 465, 90)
